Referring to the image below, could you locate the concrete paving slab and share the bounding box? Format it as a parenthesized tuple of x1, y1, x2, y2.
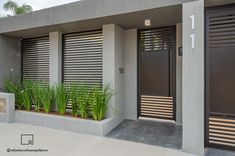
(0, 123, 195, 156)
(107, 119, 182, 149)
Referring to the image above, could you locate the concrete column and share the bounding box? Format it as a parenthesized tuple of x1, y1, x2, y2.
(0, 35, 21, 90)
(102, 24, 125, 123)
(124, 29, 137, 120)
(182, 0, 204, 156)
(49, 32, 62, 87)
(176, 23, 182, 125)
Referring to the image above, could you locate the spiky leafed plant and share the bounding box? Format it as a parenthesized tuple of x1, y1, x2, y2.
(31, 81, 42, 112)
(39, 85, 54, 113)
(54, 84, 68, 115)
(3, 0, 32, 15)
(21, 80, 33, 111)
(69, 82, 79, 117)
(90, 84, 113, 121)
(77, 84, 90, 119)
(4, 79, 24, 110)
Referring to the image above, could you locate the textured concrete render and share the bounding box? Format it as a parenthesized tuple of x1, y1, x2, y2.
(182, 0, 205, 155)
(0, 35, 21, 90)
(205, 148, 235, 156)
(0, 93, 15, 123)
(0, 123, 194, 156)
(15, 110, 115, 136)
(0, 0, 195, 34)
(106, 119, 182, 149)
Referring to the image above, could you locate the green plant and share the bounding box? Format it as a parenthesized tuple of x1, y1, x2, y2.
(31, 81, 42, 112)
(3, 0, 32, 15)
(39, 85, 54, 113)
(4, 79, 24, 109)
(54, 83, 68, 115)
(77, 84, 90, 119)
(69, 82, 79, 117)
(90, 84, 113, 120)
(21, 80, 33, 111)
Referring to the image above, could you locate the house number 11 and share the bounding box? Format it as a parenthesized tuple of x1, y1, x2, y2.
(190, 15, 195, 49)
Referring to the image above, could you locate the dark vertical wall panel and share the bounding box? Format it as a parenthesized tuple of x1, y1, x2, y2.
(140, 50, 169, 96)
(206, 5, 235, 150)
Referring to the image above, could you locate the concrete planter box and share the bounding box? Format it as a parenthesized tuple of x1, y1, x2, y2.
(0, 93, 15, 123)
(15, 110, 118, 136)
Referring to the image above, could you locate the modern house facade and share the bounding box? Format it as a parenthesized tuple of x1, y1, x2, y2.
(0, 0, 235, 155)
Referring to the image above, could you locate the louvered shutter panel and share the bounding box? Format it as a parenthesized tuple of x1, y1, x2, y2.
(63, 30, 103, 109)
(63, 30, 103, 86)
(22, 36, 50, 84)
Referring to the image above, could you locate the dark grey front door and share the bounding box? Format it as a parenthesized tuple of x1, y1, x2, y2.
(138, 27, 176, 120)
(206, 5, 235, 150)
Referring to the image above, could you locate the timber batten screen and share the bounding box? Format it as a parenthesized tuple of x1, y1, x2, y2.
(138, 27, 176, 120)
(22, 36, 50, 83)
(206, 5, 235, 150)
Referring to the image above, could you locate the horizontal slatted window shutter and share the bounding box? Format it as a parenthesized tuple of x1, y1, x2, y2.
(63, 30, 103, 109)
(22, 36, 50, 84)
(140, 27, 174, 52)
(63, 30, 103, 86)
(209, 11, 235, 47)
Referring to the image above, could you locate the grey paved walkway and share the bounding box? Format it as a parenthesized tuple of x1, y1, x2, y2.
(0, 122, 194, 156)
(107, 119, 235, 156)
(106, 119, 182, 149)
(205, 148, 235, 156)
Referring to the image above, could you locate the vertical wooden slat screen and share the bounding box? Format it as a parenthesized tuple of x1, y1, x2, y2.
(22, 36, 50, 84)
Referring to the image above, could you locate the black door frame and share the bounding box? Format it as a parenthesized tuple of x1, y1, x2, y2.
(137, 26, 177, 121)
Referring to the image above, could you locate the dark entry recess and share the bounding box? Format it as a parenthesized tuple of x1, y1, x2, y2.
(206, 5, 235, 151)
(138, 26, 176, 121)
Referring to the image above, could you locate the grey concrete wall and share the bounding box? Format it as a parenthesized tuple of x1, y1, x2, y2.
(15, 110, 113, 136)
(182, 0, 205, 155)
(124, 29, 138, 120)
(103, 24, 115, 117)
(49, 32, 62, 87)
(102, 24, 125, 130)
(176, 23, 182, 125)
(0, 93, 15, 123)
(0, 0, 195, 34)
(0, 35, 21, 90)
(114, 25, 125, 120)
